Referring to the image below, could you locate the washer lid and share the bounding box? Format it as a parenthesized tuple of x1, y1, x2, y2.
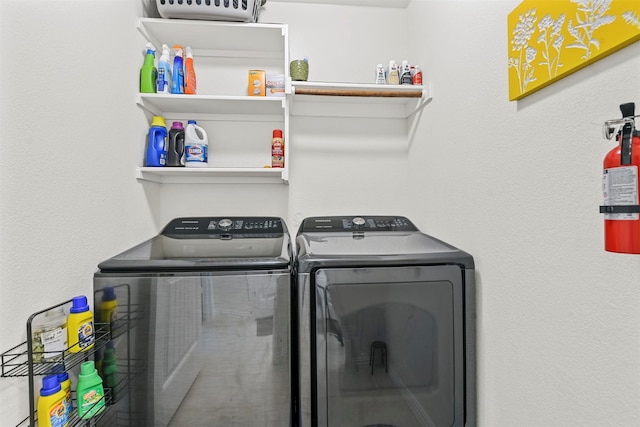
(295, 215, 474, 270)
(98, 217, 291, 272)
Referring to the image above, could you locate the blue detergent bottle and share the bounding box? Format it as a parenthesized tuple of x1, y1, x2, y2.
(145, 116, 168, 167)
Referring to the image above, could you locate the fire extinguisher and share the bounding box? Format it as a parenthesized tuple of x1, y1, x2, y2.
(600, 102, 640, 253)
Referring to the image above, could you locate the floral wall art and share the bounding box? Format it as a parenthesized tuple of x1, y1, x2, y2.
(508, 0, 640, 101)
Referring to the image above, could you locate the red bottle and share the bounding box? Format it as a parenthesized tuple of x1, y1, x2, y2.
(271, 129, 284, 168)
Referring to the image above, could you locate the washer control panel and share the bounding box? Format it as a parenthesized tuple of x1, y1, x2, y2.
(299, 216, 418, 233)
(162, 217, 285, 238)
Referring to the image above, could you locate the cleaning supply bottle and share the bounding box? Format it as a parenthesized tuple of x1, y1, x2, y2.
(145, 116, 168, 167)
(140, 43, 157, 93)
(412, 65, 423, 85)
(76, 361, 106, 419)
(184, 46, 197, 95)
(387, 60, 400, 85)
(271, 129, 284, 168)
(67, 295, 95, 353)
(98, 286, 118, 333)
(184, 120, 209, 167)
(37, 374, 68, 427)
(157, 44, 172, 94)
(171, 45, 185, 94)
(375, 64, 386, 84)
(56, 370, 73, 421)
(167, 121, 185, 167)
(400, 60, 412, 85)
(101, 345, 118, 398)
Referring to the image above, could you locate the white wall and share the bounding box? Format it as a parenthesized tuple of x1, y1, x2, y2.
(1, 0, 639, 426)
(406, 1, 640, 426)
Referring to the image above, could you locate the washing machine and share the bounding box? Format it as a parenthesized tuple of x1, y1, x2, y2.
(295, 215, 476, 427)
(93, 216, 293, 426)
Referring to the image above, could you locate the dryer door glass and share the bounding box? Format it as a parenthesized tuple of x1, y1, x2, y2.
(313, 265, 464, 427)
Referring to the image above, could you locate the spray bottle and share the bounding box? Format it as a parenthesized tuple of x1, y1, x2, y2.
(140, 43, 157, 93)
(171, 45, 185, 94)
(157, 44, 172, 94)
(184, 46, 197, 95)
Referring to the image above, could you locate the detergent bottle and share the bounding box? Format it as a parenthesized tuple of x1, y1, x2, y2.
(157, 44, 172, 94)
(37, 374, 68, 427)
(140, 43, 157, 93)
(56, 370, 73, 421)
(171, 45, 185, 94)
(98, 286, 118, 334)
(167, 121, 185, 167)
(145, 116, 168, 167)
(184, 46, 197, 95)
(184, 120, 209, 167)
(67, 295, 94, 353)
(76, 361, 106, 419)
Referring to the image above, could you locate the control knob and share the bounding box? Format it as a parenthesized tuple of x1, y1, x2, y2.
(218, 218, 233, 231)
(352, 217, 366, 228)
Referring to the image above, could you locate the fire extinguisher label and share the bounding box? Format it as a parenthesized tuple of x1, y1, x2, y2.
(603, 166, 639, 220)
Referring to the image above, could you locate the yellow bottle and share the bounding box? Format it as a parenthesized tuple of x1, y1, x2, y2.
(67, 295, 95, 353)
(37, 374, 69, 427)
(56, 371, 73, 422)
(98, 287, 118, 334)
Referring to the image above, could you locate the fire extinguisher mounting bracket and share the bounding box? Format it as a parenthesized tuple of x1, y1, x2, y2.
(599, 205, 640, 214)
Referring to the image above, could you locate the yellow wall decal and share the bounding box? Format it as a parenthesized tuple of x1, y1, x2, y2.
(508, 0, 640, 101)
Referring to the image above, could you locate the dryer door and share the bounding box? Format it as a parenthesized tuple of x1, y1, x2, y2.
(312, 265, 464, 427)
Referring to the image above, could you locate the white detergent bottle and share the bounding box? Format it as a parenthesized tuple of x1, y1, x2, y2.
(184, 120, 208, 167)
(157, 44, 172, 94)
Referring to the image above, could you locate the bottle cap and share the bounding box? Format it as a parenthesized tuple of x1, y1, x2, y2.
(188, 120, 196, 125)
(171, 121, 184, 130)
(56, 371, 69, 384)
(273, 129, 283, 138)
(80, 361, 97, 376)
(70, 295, 89, 314)
(102, 287, 116, 302)
(40, 374, 62, 396)
(151, 116, 167, 128)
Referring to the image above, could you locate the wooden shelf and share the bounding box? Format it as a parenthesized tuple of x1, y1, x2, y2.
(290, 81, 432, 118)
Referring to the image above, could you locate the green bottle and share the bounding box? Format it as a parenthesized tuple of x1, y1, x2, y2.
(76, 361, 106, 419)
(140, 43, 157, 93)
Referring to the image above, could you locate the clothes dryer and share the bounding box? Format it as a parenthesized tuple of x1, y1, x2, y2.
(295, 215, 476, 427)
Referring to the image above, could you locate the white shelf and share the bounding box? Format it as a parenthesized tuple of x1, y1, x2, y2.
(136, 167, 288, 184)
(136, 18, 290, 185)
(137, 94, 286, 120)
(290, 81, 432, 118)
(137, 18, 287, 59)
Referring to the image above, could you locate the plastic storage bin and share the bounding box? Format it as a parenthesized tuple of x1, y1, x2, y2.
(156, 0, 264, 22)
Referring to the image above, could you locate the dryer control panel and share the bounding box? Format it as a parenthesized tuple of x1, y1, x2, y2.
(298, 216, 418, 233)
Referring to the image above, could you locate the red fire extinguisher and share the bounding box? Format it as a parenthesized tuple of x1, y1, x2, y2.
(600, 102, 640, 254)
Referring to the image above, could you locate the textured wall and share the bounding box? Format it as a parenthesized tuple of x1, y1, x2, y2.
(406, 1, 640, 426)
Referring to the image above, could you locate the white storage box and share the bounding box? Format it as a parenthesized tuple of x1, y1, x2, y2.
(156, 0, 264, 22)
